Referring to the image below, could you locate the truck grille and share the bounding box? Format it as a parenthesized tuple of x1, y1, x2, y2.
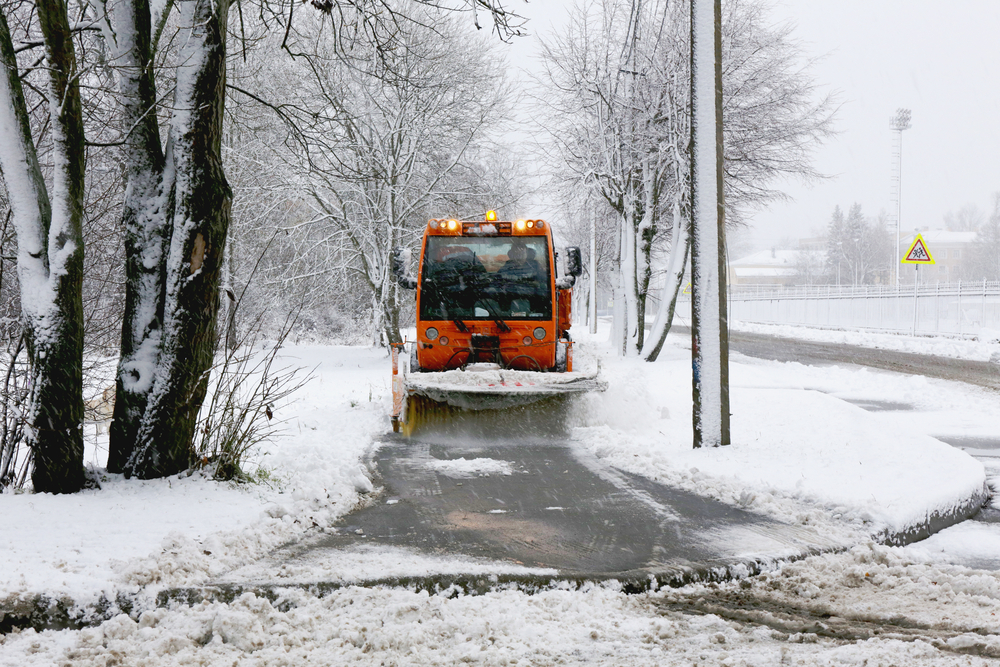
(470, 334, 500, 364)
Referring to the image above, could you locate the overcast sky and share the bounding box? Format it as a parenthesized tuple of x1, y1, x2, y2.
(508, 0, 1000, 251)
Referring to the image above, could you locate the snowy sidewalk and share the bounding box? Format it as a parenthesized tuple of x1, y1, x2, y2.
(0, 331, 991, 629)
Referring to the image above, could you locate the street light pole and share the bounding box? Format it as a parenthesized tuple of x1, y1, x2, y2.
(890, 108, 911, 286)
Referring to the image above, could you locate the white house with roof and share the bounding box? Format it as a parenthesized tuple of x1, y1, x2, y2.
(727, 248, 802, 286)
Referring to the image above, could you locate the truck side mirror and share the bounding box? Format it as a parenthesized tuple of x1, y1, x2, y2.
(566, 247, 583, 278)
(556, 247, 583, 290)
(391, 247, 418, 290)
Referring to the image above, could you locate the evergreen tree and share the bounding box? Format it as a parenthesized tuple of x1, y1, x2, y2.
(824, 204, 891, 285)
(825, 205, 845, 284)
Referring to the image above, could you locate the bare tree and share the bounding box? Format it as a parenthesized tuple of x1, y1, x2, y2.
(0, 1, 86, 492)
(943, 203, 984, 233)
(537, 0, 835, 359)
(263, 9, 515, 346)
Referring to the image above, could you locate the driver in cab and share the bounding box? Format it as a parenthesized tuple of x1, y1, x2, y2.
(496, 241, 540, 284)
(494, 240, 544, 313)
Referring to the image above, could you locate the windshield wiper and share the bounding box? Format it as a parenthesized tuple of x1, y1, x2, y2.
(471, 297, 510, 333)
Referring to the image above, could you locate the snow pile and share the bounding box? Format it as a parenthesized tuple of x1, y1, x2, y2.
(0, 473, 273, 602)
(4, 545, 1000, 665)
(569, 331, 986, 537)
(420, 456, 517, 478)
(406, 365, 600, 391)
(1, 346, 389, 606)
(902, 521, 1000, 570)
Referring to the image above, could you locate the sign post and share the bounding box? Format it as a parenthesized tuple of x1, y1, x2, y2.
(900, 234, 935, 334)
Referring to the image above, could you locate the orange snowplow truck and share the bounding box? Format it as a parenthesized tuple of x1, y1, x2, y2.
(392, 211, 583, 375)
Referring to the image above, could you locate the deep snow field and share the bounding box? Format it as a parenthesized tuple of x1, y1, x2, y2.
(1, 322, 999, 666)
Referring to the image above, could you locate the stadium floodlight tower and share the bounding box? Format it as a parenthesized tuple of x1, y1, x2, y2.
(890, 108, 911, 285)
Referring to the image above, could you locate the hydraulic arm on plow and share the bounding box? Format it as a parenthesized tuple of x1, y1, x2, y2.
(390, 211, 605, 436)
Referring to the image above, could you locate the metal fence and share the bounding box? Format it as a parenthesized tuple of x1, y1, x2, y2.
(725, 281, 1000, 337)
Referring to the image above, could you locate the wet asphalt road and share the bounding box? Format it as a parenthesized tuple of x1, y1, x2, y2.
(674, 325, 1000, 391)
(314, 435, 836, 577)
(217, 431, 845, 589)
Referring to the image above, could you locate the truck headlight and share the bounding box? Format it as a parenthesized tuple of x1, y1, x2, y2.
(426, 327, 439, 340)
(533, 327, 545, 340)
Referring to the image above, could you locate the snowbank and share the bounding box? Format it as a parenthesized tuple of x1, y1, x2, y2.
(570, 330, 986, 540)
(1, 346, 389, 609)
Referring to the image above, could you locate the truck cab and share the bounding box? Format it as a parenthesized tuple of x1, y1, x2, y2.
(394, 213, 582, 373)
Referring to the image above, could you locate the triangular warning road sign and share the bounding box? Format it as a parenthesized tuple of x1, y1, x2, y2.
(901, 234, 935, 264)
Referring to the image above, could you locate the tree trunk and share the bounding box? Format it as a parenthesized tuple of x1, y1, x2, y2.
(125, 0, 232, 479)
(642, 203, 690, 361)
(619, 205, 640, 356)
(0, 3, 86, 492)
(107, 0, 172, 473)
(383, 282, 403, 347)
(635, 157, 657, 354)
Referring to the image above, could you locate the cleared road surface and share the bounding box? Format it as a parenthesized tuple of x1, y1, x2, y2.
(214, 433, 848, 593)
(672, 325, 1000, 391)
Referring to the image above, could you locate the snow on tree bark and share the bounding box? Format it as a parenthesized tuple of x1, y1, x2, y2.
(643, 129, 691, 362)
(619, 202, 639, 356)
(689, 0, 729, 448)
(125, 0, 232, 479)
(0, 3, 86, 492)
(642, 199, 689, 361)
(106, 0, 174, 473)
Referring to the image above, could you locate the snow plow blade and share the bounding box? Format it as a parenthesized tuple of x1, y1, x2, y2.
(391, 353, 606, 438)
(409, 372, 607, 410)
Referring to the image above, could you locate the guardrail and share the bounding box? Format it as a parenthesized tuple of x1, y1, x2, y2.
(723, 280, 1000, 336)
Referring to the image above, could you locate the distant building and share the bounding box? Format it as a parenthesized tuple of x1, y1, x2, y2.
(728, 248, 800, 286)
(898, 230, 977, 284)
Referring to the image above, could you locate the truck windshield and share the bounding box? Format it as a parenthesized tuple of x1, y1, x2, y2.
(420, 236, 552, 321)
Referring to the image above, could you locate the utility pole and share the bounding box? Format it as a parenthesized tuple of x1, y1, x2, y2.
(890, 108, 911, 285)
(689, 0, 730, 448)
